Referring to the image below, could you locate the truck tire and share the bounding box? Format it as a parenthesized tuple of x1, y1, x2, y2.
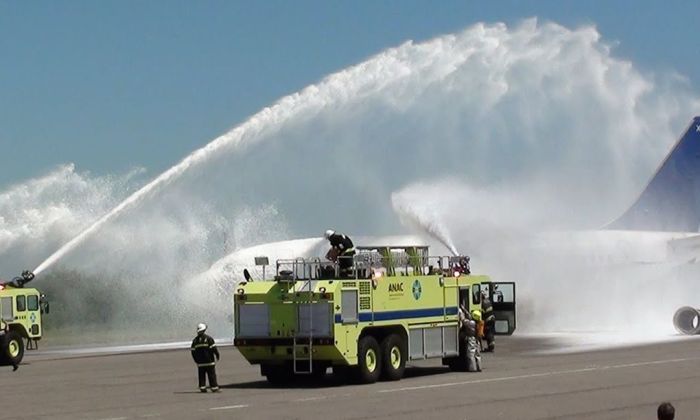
(356, 335, 381, 384)
(262, 364, 293, 385)
(311, 362, 328, 379)
(332, 364, 351, 381)
(1, 331, 24, 367)
(380, 334, 406, 381)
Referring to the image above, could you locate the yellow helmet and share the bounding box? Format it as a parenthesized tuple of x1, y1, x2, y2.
(471, 310, 482, 321)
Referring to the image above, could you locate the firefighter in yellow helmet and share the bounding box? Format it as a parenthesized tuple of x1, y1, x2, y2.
(471, 309, 484, 351)
(459, 305, 481, 372)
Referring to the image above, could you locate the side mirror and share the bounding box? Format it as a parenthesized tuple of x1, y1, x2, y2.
(40, 294, 49, 314)
(243, 269, 252, 282)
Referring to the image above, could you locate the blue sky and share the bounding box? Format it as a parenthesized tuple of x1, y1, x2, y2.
(1, 0, 699, 188)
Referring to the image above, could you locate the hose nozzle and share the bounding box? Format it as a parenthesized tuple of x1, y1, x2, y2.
(21, 270, 35, 282)
(10, 270, 36, 287)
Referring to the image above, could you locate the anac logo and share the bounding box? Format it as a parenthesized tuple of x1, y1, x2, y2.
(388, 283, 404, 293)
(412, 280, 422, 300)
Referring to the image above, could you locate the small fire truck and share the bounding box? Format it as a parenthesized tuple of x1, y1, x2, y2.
(0, 271, 49, 366)
(233, 245, 515, 384)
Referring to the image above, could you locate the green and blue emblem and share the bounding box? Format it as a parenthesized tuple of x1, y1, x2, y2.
(412, 279, 422, 300)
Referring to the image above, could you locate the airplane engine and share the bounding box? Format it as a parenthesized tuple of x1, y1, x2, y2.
(673, 306, 700, 335)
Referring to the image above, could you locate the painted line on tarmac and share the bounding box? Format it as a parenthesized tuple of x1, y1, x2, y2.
(379, 356, 700, 394)
(294, 396, 327, 402)
(209, 404, 249, 411)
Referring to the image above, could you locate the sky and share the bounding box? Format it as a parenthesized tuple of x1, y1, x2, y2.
(3, 1, 700, 341)
(1, 0, 700, 188)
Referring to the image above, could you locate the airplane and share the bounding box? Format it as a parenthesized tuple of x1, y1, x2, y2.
(605, 116, 700, 334)
(507, 116, 700, 335)
(191, 117, 700, 335)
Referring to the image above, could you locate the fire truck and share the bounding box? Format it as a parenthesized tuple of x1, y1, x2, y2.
(0, 271, 49, 367)
(233, 245, 516, 384)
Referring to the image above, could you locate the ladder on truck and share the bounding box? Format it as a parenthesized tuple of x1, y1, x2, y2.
(293, 259, 314, 374)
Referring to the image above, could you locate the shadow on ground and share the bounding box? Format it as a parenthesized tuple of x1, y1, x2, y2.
(220, 365, 453, 389)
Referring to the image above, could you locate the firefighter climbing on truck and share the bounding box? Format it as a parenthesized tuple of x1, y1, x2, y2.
(324, 229, 355, 273)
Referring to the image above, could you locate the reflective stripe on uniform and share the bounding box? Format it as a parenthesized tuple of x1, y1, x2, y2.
(192, 343, 209, 348)
(197, 362, 216, 367)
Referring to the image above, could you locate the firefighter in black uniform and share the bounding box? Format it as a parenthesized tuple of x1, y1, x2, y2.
(324, 230, 355, 274)
(191, 323, 220, 392)
(481, 292, 496, 352)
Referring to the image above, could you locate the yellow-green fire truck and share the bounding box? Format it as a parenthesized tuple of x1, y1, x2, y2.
(0, 271, 48, 367)
(234, 246, 515, 384)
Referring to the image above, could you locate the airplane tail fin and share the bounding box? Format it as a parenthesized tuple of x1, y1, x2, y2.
(607, 117, 700, 232)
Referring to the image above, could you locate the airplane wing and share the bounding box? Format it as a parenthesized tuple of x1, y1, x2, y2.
(667, 233, 700, 263)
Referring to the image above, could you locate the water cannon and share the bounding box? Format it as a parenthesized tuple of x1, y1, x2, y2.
(8, 270, 35, 288)
(449, 255, 471, 275)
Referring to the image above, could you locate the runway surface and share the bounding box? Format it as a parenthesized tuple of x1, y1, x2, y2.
(2, 335, 700, 420)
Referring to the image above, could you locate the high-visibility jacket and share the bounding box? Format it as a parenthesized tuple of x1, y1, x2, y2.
(482, 298, 495, 323)
(191, 333, 220, 367)
(476, 320, 485, 338)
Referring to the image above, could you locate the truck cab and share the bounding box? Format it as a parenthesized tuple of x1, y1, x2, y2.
(0, 272, 48, 367)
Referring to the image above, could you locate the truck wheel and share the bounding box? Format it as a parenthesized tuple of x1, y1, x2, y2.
(332, 365, 351, 380)
(356, 335, 381, 384)
(311, 362, 328, 379)
(380, 334, 406, 381)
(1, 331, 24, 366)
(262, 364, 293, 385)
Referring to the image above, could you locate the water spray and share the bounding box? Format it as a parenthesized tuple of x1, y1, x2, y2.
(391, 195, 459, 256)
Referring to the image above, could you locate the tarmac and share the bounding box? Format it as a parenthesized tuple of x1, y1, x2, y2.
(1, 335, 700, 420)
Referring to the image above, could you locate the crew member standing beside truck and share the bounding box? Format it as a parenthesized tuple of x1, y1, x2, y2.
(481, 292, 496, 352)
(458, 305, 481, 372)
(191, 323, 220, 393)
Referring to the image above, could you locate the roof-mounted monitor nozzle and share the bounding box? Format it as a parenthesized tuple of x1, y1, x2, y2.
(5, 270, 35, 288)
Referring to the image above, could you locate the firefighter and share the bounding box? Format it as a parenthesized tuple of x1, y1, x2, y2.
(191, 323, 220, 393)
(481, 291, 496, 352)
(458, 305, 481, 372)
(324, 230, 355, 273)
(471, 309, 484, 351)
